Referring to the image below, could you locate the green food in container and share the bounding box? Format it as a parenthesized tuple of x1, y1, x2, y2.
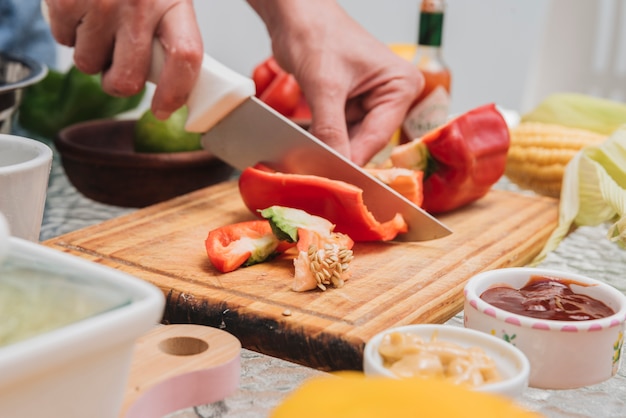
(0, 255, 131, 347)
(133, 105, 202, 153)
(17, 66, 145, 139)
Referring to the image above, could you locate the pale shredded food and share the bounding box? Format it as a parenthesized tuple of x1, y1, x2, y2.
(378, 331, 501, 387)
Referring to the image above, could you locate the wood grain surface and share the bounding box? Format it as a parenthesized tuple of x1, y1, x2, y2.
(121, 324, 240, 418)
(44, 180, 558, 371)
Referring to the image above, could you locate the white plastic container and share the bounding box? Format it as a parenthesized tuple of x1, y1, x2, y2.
(0, 236, 165, 418)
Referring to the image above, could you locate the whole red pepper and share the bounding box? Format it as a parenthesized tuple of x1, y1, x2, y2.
(391, 103, 510, 214)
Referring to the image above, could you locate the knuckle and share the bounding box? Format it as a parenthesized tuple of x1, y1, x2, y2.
(73, 55, 101, 75)
(109, 75, 145, 96)
(52, 0, 79, 12)
(170, 41, 203, 69)
(312, 124, 346, 142)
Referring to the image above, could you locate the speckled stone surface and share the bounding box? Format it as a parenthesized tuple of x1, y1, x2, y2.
(41, 144, 626, 418)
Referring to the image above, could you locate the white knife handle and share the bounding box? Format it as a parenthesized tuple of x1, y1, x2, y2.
(149, 41, 256, 133)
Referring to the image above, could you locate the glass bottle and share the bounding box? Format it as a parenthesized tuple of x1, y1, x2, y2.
(400, 0, 451, 144)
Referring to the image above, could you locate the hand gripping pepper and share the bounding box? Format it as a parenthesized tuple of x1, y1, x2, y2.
(390, 103, 510, 213)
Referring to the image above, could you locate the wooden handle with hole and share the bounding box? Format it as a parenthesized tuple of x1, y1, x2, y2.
(119, 324, 241, 418)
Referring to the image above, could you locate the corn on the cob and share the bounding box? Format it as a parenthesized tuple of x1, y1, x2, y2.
(505, 122, 606, 197)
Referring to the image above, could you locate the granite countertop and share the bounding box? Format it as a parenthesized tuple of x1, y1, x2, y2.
(42, 146, 626, 418)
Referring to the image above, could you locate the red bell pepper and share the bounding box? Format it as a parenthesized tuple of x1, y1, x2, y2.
(252, 56, 283, 96)
(365, 167, 424, 207)
(260, 206, 355, 292)
(390, 103, 510, 213)
(238, 165, 408, 242)
(205, 220, 294, 273)
(252, 56, 312, 121)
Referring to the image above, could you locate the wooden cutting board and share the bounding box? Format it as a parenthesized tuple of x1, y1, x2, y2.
(44, 180, 558, 371)
(121, 324, 241, 418)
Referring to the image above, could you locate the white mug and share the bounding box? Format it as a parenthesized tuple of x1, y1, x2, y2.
(0, 134, 53, 241)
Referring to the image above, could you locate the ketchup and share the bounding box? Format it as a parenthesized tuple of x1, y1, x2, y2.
(480, 275, 615, 321)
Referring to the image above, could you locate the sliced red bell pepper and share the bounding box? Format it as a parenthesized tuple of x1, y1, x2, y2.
(292, 228, 354, 292)
(205, 220, 294, 273)
(259, 72, 302, 118)
(252, 56, 283, 96)
(365, 167, 424, 207)
(238, 165, 408, 242)
(391, 103, 510, 214)
(260, 205, 355, 292)
(291, 95, 313, 121)
(252, 56, 311, 120)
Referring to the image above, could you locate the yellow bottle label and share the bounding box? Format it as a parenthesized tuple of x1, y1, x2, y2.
(402, 85, 450, 140)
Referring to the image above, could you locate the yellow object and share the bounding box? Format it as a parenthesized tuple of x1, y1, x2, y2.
(379, 42, 418, 152)
(388, 43, 417, 62)
(506, 122, 606, 197)
(270, 371, 542, 418)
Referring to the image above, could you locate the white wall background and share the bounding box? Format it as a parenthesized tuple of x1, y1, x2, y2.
(56, 0, 626, 115)
(188, 0, 548, 114)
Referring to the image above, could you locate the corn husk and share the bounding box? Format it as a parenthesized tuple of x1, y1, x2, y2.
(522, 93, 626, 136)
(532, 126, 626, 265)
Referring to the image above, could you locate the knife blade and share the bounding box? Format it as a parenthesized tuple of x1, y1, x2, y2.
(149, 42, 451, 241)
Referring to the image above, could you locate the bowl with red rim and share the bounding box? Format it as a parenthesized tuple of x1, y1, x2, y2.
(464, 267, 626, 389)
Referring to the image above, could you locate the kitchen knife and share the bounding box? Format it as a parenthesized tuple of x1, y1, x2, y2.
(149, 43, 451, 241)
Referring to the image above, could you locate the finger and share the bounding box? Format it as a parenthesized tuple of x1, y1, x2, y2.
(149, 1, 203, 119)
(307, 90, 351, 160)
(72, 4, 117, 74)
(348, 66, 423, 165)
(349, 103, 405, 166)
(99, 23, 154, 98)
(44, 0, 83, 46)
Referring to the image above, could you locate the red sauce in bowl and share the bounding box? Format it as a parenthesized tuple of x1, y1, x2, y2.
(480, 275, 615, 321)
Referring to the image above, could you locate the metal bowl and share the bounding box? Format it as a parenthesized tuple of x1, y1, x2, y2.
(0, 52, 47, 134)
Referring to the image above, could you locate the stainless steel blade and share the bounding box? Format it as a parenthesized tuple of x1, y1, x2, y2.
(201, 97, 452, 242)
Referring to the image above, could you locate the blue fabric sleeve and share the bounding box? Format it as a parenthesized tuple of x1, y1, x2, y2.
(0, 0, 57, 68)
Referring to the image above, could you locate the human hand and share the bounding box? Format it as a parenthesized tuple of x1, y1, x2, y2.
(44, 0, 203, 120)
(248, 0, 423, 166)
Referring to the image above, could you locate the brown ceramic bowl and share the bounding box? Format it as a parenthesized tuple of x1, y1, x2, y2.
(55, 119, 235, 208)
